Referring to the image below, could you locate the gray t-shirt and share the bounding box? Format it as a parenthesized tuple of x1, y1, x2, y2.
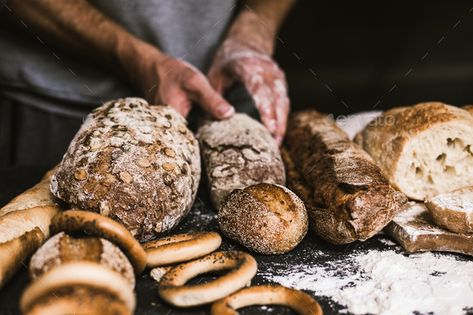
(0, 0, 236, 116)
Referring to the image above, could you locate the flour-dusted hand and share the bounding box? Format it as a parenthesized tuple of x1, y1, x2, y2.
(208, 38, 289, 144)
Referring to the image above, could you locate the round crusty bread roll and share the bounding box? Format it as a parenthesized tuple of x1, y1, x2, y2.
(218, 183, 308, 254)
(50, 98, 201, 242)
(425, 186, 473, 234)
(29, 232, 135, 287)
(355, 102, 473, 200)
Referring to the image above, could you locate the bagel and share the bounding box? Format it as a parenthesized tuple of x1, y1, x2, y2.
(20, 262, 135, 314)
(158, 251, 257, 307)
(23, 285, 130, 315)
(29, 232, 135, 287)
(143, 232, 222, 267)
(50, 210, 146, 274)
(211, 285, 323, 315)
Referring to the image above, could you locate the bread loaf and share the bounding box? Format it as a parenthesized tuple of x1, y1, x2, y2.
(284, 110, 407, 244)
(0, 170, 59, 288)
(355, 102, 473, 200)
(425, 187, 473, 234)
(51, 98, 201, 242)
(197, 113, 285, 208)
(218, 183, 308, 254)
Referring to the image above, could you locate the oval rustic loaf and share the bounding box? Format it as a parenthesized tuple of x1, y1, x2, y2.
(284, 110, 407, 244)
(197, 113, 285, 208)
(51, 98, 201, 242)
(355, 102, 473, 200)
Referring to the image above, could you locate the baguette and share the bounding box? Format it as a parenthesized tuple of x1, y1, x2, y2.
(284, 110, 407, 244)
(0, 170, 59, 288)
(355, 102, 473, 200)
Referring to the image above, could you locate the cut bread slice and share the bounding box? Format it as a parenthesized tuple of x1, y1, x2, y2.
(425, 186, 473, 234)
(385, 202, 473, 256)
(355, 102, 473, 200)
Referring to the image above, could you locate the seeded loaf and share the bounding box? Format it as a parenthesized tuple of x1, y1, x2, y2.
(355, 102, 473, 200)
(51, 98, 201, 242)
(284, 110, 407, 244)
(197, 113, 285, 208)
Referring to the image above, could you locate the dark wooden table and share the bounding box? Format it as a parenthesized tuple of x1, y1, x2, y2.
(0, 166, 416, 315)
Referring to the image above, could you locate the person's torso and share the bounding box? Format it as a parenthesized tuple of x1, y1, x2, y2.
(0, 0, 236, 114)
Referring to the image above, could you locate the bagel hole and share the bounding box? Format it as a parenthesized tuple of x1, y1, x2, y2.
(185, 270, 229, 285)
(238, 305, 298, 314)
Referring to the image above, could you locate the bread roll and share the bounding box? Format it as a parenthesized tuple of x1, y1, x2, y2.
(197, 114, 285, 208)
(355, 102, 473, 200)
(218, 183, 308, 254)
(425, 187, 473, 234)
(51, 98, 201, 242)
(29, 232, 135, 287)
(0, 170, 59, 289)
(284, 110, 407, 244)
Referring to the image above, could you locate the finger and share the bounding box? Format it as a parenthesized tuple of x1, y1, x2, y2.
(251, 84, 278, 136)
(273, 80, 290, 145)
(184, 72, 235, 119)
(274, 96, 290, 145)
(208, 67, 234, 95)
(160, 88, 192, 117)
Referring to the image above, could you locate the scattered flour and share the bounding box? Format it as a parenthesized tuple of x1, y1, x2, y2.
(262, 249, 473, 315)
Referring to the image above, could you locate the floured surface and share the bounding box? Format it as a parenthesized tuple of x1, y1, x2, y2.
(261, 247, 473, 315)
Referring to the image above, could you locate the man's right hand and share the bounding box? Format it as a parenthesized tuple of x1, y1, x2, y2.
(124, 44, 235, 119)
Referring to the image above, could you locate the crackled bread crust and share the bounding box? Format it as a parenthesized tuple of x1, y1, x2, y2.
(197, 113, 285, 208)
(355, 102, 473, 200)
(51, 98, 201, 242)
(284, 110, 407, 244)
(218, 183, 308, 254)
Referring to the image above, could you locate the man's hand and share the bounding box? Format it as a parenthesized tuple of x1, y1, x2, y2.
(208, 37, 289, 144)
(208, 1, 295, 144)
(127, 46, 235, 119)
(7, 0, 235, 120)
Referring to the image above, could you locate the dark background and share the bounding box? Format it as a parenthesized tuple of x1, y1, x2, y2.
(277, 0, 473, 115)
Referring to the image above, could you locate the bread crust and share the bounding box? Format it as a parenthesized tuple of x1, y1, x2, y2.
(284, 110, 407, 244)
(0, 228, 44, 288)
(425, 187, 473, 234)
(197, 113, 285, 208)
(355, 102, 473, 200)
(29, 232, 135, 287)
(385, 202, 473, 256)
(218, 183, 308, 254)
(0, 169, 60, 289)
(0, 169, 58, 217)
(51, 98, 201, 241)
